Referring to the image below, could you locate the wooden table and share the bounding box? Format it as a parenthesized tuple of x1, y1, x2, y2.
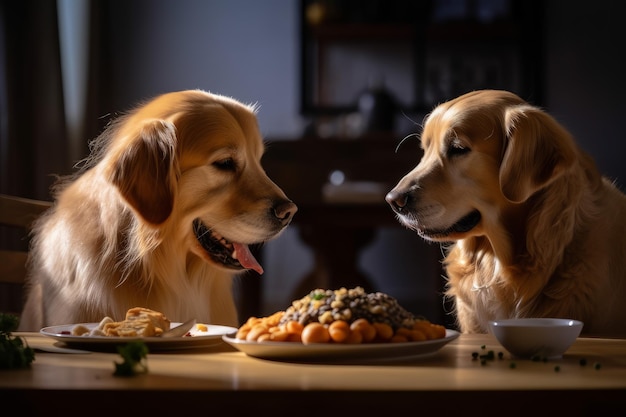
(2, 332, 625, 415)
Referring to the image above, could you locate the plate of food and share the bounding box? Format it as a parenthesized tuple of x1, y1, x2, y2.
(223, 329, 459, 362)
(222, 286, 460, 362)
(40, 307, 237, 351)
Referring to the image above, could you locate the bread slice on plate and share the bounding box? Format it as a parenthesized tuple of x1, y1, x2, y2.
(103, 307, 171, 337)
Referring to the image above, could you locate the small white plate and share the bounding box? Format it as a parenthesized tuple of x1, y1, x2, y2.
(223, 329, 460, 362)
(41, 322, 237, 351)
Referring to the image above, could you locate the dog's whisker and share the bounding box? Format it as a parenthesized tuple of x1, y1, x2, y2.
(399, 109, 423, 127)
(395, 133, 421, 153)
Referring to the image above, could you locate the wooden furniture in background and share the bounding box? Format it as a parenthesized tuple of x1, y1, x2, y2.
(0, 194, 52, 316)
(261, 136, 448, 325)
(262, 136, 422, 294)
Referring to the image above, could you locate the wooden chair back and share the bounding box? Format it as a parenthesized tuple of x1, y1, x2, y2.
(0, 194, 52, 316)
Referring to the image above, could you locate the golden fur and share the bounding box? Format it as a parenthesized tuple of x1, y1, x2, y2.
(19, 90, 297, 331)
(386, 90, 626, 337)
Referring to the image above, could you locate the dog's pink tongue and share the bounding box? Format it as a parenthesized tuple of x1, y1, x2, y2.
(233, 242, 264, 275)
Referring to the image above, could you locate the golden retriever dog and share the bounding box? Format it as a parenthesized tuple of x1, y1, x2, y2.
(18, 89, 297, 331)
(386, 90, 626, 337)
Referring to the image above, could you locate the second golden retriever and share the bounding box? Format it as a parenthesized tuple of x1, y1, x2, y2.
(19, 89, 297, 331)
(386, 90, 626, 337)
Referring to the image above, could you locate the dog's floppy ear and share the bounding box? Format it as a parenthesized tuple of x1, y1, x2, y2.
(499, 105, 577, 203)
(109, 119, 178, 225)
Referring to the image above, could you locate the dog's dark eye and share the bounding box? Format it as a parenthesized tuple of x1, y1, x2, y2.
(213, 158, 236, 171)
(447, 143, 470, 158)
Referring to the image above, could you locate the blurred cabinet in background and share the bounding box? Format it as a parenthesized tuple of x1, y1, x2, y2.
(300, 0, 544, 138)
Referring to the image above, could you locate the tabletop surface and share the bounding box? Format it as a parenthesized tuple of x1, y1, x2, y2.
(3, 331, 626, 415)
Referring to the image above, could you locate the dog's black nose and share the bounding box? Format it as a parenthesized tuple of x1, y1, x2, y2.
(385, 190, 407, 214)
(273, 200, 298, 224)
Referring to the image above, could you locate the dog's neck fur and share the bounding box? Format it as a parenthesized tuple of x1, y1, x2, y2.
(97, 196, 239, 327)
(28, 175, 239, 328)
(445, 160, 605, 333)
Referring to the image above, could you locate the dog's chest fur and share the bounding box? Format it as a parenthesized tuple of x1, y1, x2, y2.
(444, 187, 626, 337)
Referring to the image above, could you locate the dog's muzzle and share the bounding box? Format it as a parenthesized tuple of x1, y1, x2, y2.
(385, 189, 481, 238)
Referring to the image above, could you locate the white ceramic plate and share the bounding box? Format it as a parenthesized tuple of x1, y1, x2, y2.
(222, 329, 460, 362)
(40, 322, 237, 351)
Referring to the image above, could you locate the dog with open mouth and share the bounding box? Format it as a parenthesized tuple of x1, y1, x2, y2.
(386, 90, 626, 337)
(19, 90, 297, 330)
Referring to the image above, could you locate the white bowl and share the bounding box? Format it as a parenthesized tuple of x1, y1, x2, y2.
(488, 318, 583, 359)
